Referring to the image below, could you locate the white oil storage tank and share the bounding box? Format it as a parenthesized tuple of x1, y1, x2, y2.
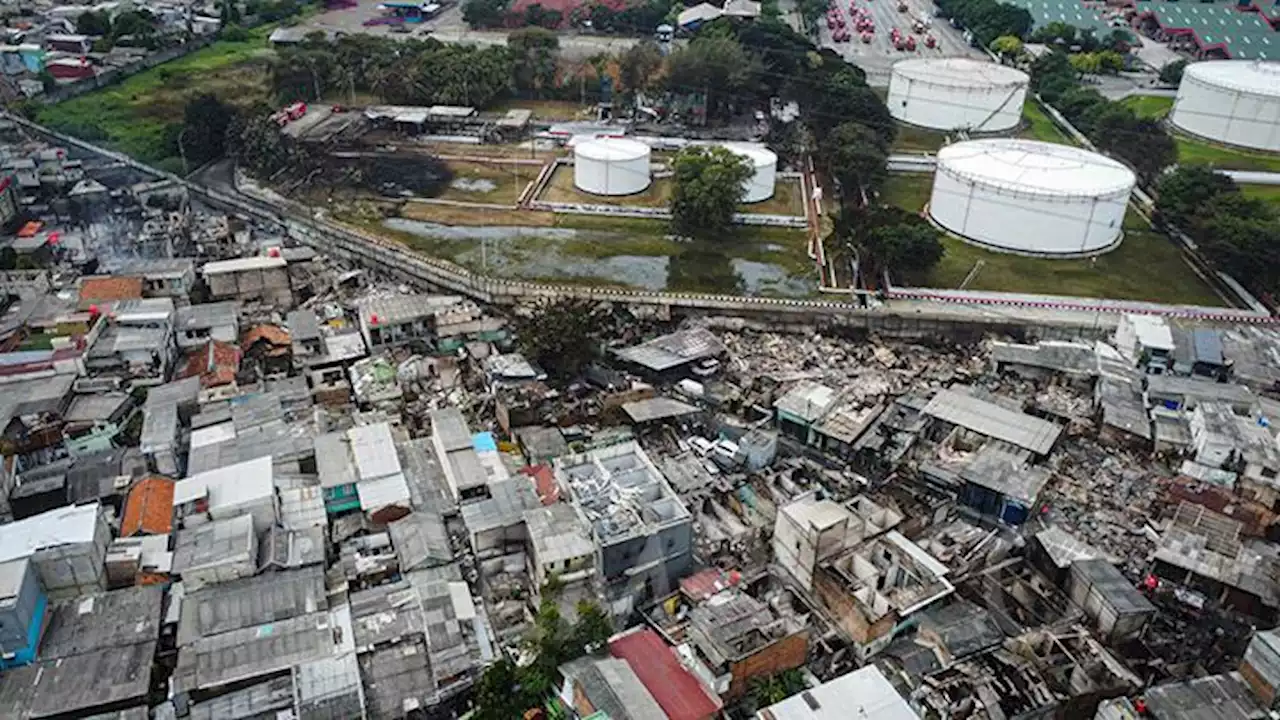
(887, 58, 1029, 132)
(573, 138, 651, 196)
(929, 139, 1135, 257)
(724, 144, 778, 203)
(1170, 60, 1280, 153)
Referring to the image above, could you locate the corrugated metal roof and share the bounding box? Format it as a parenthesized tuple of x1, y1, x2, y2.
(922, 388, 1062, 455)
(0, 502, 101, 563)
(350, 423, 401, 480)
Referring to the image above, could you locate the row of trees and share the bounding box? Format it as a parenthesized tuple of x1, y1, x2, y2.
(1155, 167, 1280, 300)
(464, 0, 675, 32)
(76, 8, 163, 51)
(271, 34, 515, 107)
(933, 0, 1033, 48)
(1031, 51, 1175, 185)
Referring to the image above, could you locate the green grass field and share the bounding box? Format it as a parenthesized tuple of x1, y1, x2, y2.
(880, 172, 933, 213)
(880, 172, 1223, 305)
(1174, 135, 1280, 173)
(1119, 94, 1174, 120)
(1241, 184, 1280, 209)
(892, 123, 950, 153)
(37, 25, 277, 172)
(1020, 100, 1073, 144)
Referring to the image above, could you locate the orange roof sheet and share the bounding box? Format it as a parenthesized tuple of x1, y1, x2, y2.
(79, 276, 143, 307)
(241, 324, 291, 348)
(179, 340, 240, 388)
(121, 476, 175, 536)
(17, 221, 42, 238)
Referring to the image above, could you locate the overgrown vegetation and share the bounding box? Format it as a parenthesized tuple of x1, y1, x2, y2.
(271, 34, 513, 107)
(1155, 166, 1280, 302)
(35, 24, 277, 172)
(471, 587, 613, 719)
(512, 298, 613, 379)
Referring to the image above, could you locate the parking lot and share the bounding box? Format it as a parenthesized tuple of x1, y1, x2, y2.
(815, 0, 983, 84)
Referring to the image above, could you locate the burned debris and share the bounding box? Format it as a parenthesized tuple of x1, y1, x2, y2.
(3, 121, 1280, 720)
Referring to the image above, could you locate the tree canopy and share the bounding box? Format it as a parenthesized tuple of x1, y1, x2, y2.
(508, 27, 560, 97)
(664, 35, 759, 121)
(834, 206, 944, 287)
(1159, 59, 1187, 86)
(512, 298, 612, 380)
(669, 145, 752, 238)
(272, 35, 513, 108)
(934, 0, 1033, 47)
(180, 94, 237, 170)
(821, 121, 889, 204)
(1155, 166, 1280, 299)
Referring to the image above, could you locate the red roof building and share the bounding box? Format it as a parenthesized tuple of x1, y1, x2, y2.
(609, 627, 723, 720)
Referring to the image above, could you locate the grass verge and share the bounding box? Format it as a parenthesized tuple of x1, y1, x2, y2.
(1118, 94, 1174, 120)
(437, 160, 541, 205)
(924, 211, 1224, 306)
(1174, 134, 1280, 173)
(1020, 99, 1073, 145)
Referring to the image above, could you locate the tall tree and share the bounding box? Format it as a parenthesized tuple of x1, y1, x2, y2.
(1159, 59, 1187, 86)
(180, 94, 237, 169)
(665, 36, 758, 120)
(463, 0, 509, 28)
(509, 27, 560, 97)
(619, 40, 664, 97)
(670, 145, 751, 238)
(836, 206, 944, 287)
(822, 121, 889, 205)
(512, 298, 610, 379)
(571, 602, 613, 656)
(471, 658, 533, 720)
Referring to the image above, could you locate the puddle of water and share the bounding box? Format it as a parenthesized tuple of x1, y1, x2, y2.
(382, 218, 811, 297)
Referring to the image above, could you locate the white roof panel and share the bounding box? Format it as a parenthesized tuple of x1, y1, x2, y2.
(894, 57, 1028, 88)
(350, 422, 401, 480)
(759, 666, 919, 719)
(1185, 60, 1280, 98)
(201, 256, 287, 275)
(0, 503, 101, 563)
(937, 139, 1135, 197)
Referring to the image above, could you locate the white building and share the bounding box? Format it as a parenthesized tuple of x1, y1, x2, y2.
(1114, 313, 1174, 374)
(755, 665, 919, 719)
(174, 455, 278, 533)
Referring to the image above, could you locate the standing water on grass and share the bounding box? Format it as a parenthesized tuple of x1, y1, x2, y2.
(382, 218, 814, 296)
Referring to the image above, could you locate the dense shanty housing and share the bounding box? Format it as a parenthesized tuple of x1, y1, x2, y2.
(8, 111, 1280, 720)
